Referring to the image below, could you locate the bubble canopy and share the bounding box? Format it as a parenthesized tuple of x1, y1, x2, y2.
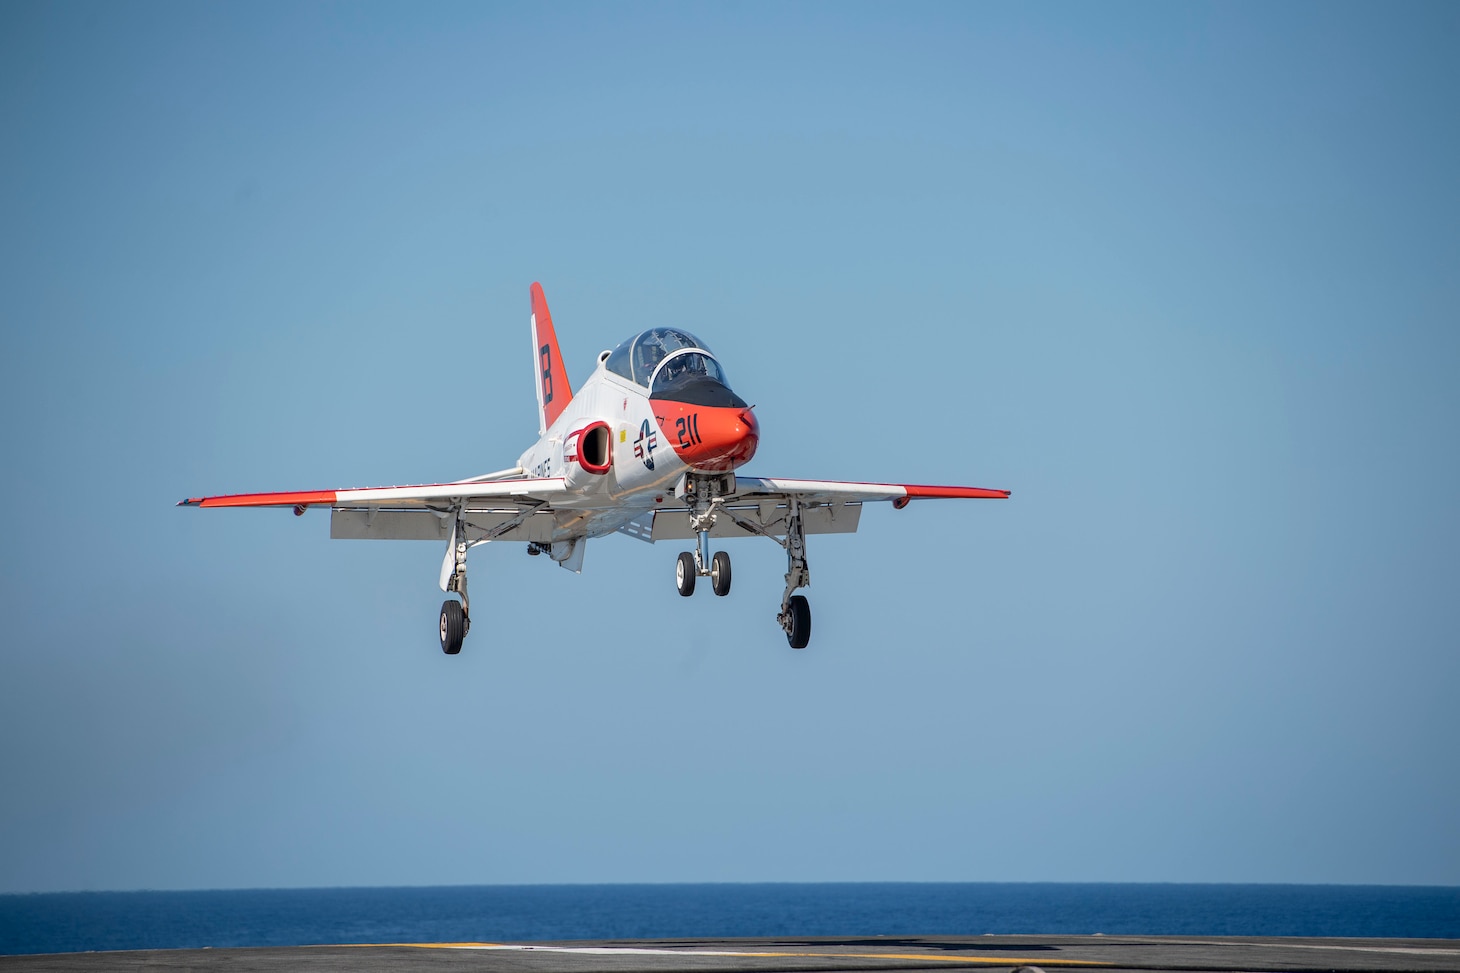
(604, 328, 747, 408)
(605, 328, 713, 385)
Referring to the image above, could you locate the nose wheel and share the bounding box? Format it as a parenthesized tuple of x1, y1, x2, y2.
(710, 550, 731, 596)
(675, 549, 733, 597)
(676, 551, 696, 596)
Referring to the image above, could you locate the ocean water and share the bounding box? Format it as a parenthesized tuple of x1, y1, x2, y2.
(1, 883, 1457, 956)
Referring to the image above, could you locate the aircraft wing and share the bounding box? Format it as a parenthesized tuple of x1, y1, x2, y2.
(731, 477, 1010, 504)
(177, 476, 568, 510)
(178, 476, 571, 544)
(647, 477, 1009, 541)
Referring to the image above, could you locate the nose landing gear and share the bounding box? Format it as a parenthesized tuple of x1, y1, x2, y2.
(673, 476, 815, 649)
(673, 473, 735, 599)
(674, 542, 732, 597)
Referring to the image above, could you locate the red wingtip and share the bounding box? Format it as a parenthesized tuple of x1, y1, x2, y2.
(901, 484, 1012, 500)
(180, 490, 338, 508)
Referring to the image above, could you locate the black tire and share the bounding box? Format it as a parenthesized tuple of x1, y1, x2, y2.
(439, 600, 465, 655)
(676, 551, 697, 596)
(787, 594, 811, 649)
(711, 550, 732, 596)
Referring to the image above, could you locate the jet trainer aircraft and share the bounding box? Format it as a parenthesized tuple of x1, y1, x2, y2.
(180, 283, 1010, 652)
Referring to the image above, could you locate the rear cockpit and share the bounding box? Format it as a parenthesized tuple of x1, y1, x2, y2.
(605, 328, 748, 407)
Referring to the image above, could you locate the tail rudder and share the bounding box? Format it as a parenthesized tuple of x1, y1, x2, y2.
(530, 282, 573, 434)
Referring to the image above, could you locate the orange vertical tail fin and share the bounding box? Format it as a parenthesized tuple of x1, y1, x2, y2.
(530, 282, 573, 434)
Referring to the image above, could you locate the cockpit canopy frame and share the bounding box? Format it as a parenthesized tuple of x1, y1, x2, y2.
(652, 348, 748, 408)
(605, 327, 715, 387)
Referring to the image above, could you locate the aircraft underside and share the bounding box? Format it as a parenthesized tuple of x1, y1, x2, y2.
(428, 470, 826, 654)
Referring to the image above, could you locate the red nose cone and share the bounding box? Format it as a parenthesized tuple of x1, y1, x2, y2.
(651, 402, 759, 472)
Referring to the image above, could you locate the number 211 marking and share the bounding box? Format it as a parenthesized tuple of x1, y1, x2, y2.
(675, 414, 701, 448)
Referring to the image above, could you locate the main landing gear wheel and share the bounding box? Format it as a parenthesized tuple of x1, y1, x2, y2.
(711, 550, 731, 596)
(675, 551, 697, 597)
(439, 600, 466, 655)
(786, 594, 811, 649)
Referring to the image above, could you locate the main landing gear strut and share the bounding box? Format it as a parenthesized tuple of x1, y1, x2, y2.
(775, 499, 812, 649)
(673, 474, 812, 649)
(435, 500, 544, 656)
(440, 512, 471, 655)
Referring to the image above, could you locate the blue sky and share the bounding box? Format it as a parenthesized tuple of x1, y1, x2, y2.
(1, 1, 1457, 893)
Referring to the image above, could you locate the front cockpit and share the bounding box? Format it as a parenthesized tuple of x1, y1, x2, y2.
(651, 351, 748, 408)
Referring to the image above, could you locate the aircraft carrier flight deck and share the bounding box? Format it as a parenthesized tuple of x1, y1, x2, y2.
(4, 934, 1458, 973)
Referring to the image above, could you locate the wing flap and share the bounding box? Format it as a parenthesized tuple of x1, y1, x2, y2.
(651, 501, 861, 541)
(330, 507, 558, 543)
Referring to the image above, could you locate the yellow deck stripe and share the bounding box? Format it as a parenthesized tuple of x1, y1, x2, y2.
(337, 942, 1108, 966)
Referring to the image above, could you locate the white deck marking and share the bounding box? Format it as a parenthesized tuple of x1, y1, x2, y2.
(1122, 938, 1460, 957)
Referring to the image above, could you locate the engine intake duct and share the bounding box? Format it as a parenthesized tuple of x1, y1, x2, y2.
(565, 420, 613, 490)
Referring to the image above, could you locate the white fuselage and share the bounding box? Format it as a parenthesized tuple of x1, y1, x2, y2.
(515, 357, 697, 540)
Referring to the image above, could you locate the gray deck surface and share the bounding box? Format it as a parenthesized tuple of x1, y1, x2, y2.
(4, 936, 1459, 973)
